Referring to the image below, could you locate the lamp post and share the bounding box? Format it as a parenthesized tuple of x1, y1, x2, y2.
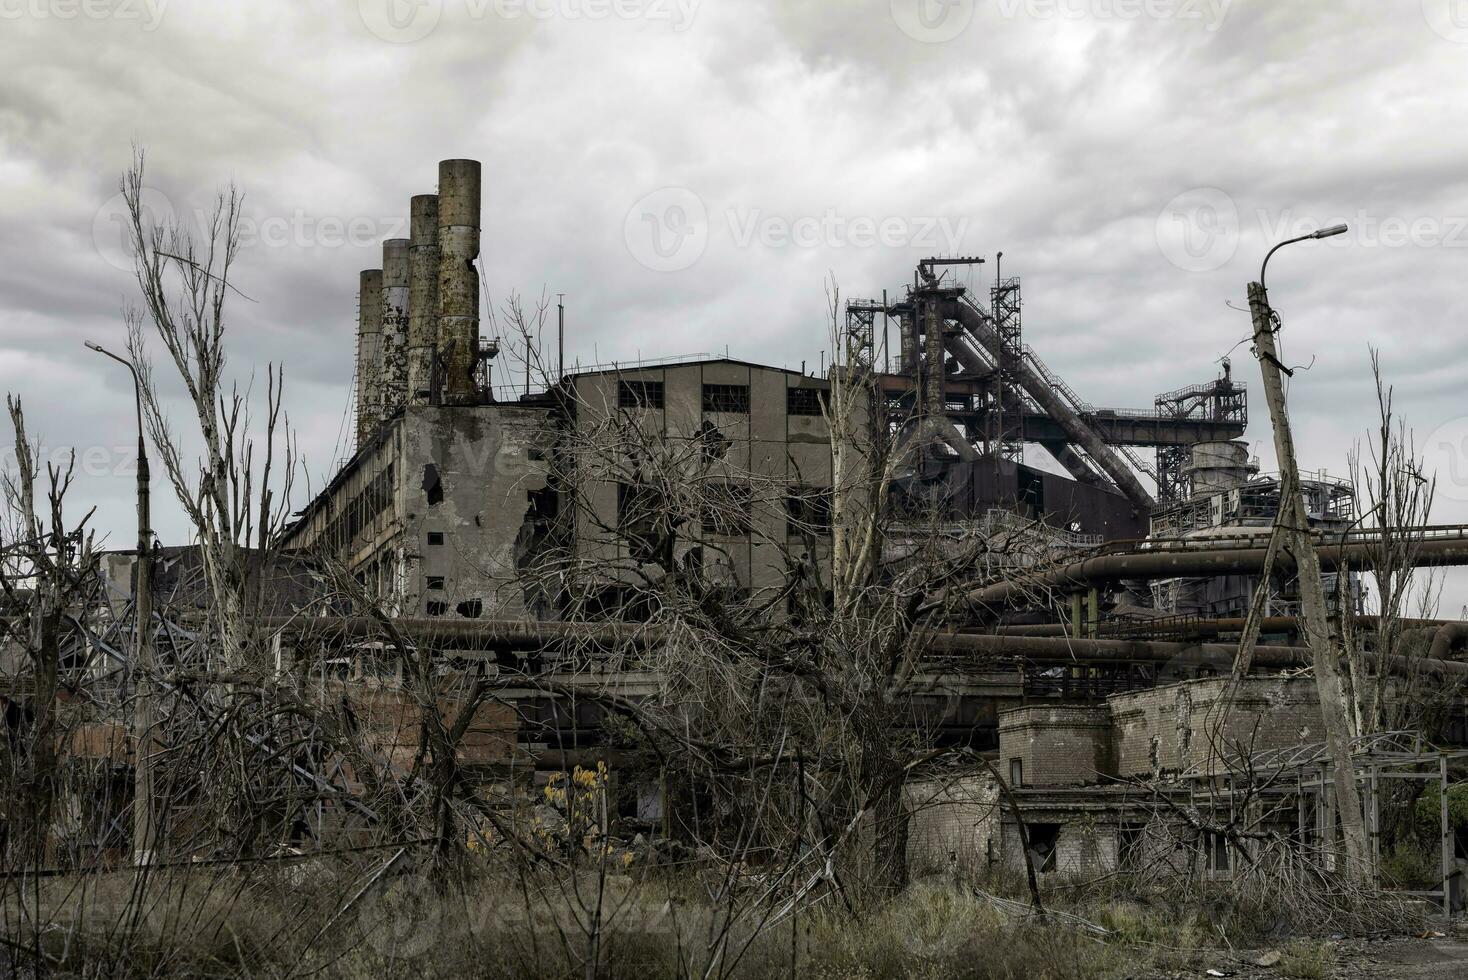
(1245, 224, 1370, 880)
(85, 341, 156, 866)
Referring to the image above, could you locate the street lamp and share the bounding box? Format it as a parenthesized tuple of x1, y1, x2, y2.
(1260, 223, 1350, 292)
(1243, 223, 1371, 880)
(85, 340, 156, 866)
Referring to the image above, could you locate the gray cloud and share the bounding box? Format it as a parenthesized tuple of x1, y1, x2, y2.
(1, 0, 1466, 602)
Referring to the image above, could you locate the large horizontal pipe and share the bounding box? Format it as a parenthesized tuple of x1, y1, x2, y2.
(994, 616, 1459, 639)
(261, 617, 655, 648)
(255, 617, 1468, 678)
(929, 632, 1468, 677)
(968, 534, 1468, 607)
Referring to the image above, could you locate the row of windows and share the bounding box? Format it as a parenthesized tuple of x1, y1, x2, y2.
(615, 381, 828, 417)
(319, 464, 395, 554)
(616, 482, 833, 538)
(426, 598, 483, 618)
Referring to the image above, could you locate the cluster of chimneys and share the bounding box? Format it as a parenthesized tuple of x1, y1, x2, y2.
(355, 159, 484, 444)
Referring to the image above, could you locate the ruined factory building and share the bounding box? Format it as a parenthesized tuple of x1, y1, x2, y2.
(81, 159, 1468, 916)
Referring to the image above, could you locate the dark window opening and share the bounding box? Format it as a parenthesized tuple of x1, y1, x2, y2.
(1207, 831, 1231, 872)
(702, 383, 749, 414)
(694, 420, 729, 460)
(618, 380, 665, 409)
(786, 487, 833, 536)
(422, 464, 444, 506)
(427, 576, 445, 591)
(1028, 823, 1060, 873)
(456, 599, 484, 619)
(617, 482, 672, 563)
(1018, 467, 1045, 516)
(617, 482, 664, 530)
(701, 482, 752, 536)
(426, 600, 448, 617)
(427, 532, 445, 546)
(1118, 824, 1144, 870)
(787, 386, 828, 417)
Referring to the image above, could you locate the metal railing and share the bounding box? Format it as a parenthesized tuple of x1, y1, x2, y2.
(566, 351, 717, 375)
(1098, 522, 1468, 557)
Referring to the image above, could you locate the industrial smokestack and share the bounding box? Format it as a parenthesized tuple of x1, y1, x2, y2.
(355, 268, 385, 445)
(436, 159, 481, 405)
(407, 194, 439, 405)
(381, 238, 411, 417)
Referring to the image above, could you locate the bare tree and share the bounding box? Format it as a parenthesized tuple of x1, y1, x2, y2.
(1345, 349, 1442, 736)
(121, 151, 297, 673)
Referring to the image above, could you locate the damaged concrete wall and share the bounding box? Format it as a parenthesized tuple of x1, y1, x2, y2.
(398, 404, 553, 620)
(569, 361, 842, 605)
(282, 403, 553, 620)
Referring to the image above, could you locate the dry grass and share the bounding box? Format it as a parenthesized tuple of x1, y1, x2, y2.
(0, 863, 1128, 979)
(0, 860, 1421, 978)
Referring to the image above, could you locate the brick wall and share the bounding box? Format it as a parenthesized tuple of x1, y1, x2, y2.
(1111, 677, 1320, 778)
(998, 705, 1113, 787)
(904, 773, 1000, 881)
(999, 811, 1117, 879)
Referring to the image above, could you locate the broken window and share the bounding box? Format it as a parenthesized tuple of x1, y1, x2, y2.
(1028, 823, 1060, 873)
(786, 486, 833, 536)
(618, 380, 665, 409)
(694, 420, 729, 460)
(1018, 467, 1045, 515)
(617, 481, 674, 563)
(425, 600, 448, 617)
(456, 599, 484, 619)
(701, 482, 752, 536)
(427, 532, 445, 546)
(426, 576, 445, 591)
(1206, 831, 1231, 872)
(1118, 823, 1145, 870)
(422, 464, 444, 506)
(786, 386, 828, 417)
(702, 383, 749, 414)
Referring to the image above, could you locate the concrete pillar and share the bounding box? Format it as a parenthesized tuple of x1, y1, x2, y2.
(437, 159, 481, 405)
(381, 238, 411, 417)
(407, 194, 439, 405)
(922, 298, 945, 419)
(356, 268, 384, 445)
(898, 312, 916, 373)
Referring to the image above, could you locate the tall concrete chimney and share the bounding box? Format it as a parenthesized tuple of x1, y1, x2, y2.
(436, 159, 481, 405)
(407, 194, 439, 404)
(356, 268, 384, 445)
(381, 238, 411, 417)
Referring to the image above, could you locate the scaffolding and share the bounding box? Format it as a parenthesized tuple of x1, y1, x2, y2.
(1183, 731, 1468, 912)
(1154, 362, 1249, 505)
(986, 274, 1025, 466)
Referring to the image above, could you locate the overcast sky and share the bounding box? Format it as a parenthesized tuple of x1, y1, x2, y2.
(2, 0, 1467, 604)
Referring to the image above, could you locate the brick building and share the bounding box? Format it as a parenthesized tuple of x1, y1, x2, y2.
(908, 676, 1327, 883)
